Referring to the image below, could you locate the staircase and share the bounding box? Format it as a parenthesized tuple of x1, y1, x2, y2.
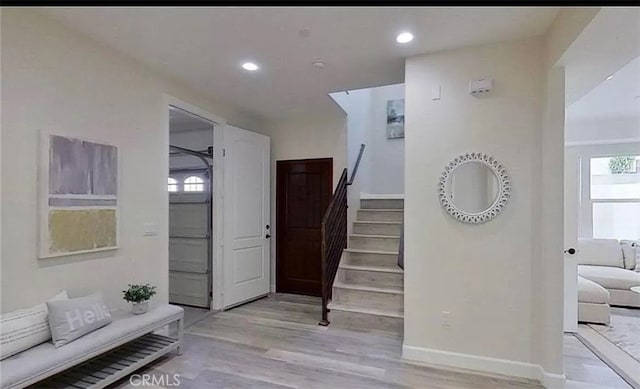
(327, 197, 404, 334)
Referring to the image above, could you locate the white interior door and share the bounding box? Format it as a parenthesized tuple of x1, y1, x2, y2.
(222, 125, 270, 309)
(564, 149, 579, 332)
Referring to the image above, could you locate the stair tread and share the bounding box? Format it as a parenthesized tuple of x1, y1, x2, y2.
(350, 234, 400, 239)
(344, 248, 399, 255)
(328, 301, 404, 318)
(339, 264, 403, 273)
(354, 221, 402, 225)
(333, 282, 404, 294)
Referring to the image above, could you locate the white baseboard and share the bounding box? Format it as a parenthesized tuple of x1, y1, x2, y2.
(540, 369, 567, 389)
(360, 193, 404, 200)
(402, 344, 566, 389)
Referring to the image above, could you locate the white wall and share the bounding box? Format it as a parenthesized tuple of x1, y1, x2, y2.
(330, 83, 405, 196)
(329, 89, 373, 233)
(369, 84, 405, 194)
(566, 116, 640, 144)
(0, 9, 262, 312)
(402, 8, 600, 381)
(545, 7, 600, 68)
(536, 65, 566, 377)
(256, 113, 347, 291)
(403, 37, 555, 378)
(0, 8, 3, 305)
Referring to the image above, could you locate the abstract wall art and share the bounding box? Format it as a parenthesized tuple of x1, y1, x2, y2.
(39, 133, 119, 258)
(386, 99, 405, 139)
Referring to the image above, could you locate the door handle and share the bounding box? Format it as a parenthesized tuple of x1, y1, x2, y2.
(265, 234, 271, 239)
(564, 248, 576, 255)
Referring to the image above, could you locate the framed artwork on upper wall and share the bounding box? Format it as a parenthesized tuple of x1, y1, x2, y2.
(386, 99, 405, 139)
(38, 131, 120, 258)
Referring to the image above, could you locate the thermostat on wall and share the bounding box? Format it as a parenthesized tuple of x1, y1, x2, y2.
(469, 79, 493, 95)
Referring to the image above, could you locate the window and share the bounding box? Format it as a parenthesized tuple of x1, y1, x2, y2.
(168, 177, 178, 192)
(184, 176, 204, 192)
(589, 155, 640, 240)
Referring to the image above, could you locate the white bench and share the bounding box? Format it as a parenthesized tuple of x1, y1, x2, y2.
(0, 304, 184, 389)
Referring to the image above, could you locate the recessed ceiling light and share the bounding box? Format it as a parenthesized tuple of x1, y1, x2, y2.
(396, 32, 414, 44)
(605, 74, 614, 80)
(242, 62, 259, 71)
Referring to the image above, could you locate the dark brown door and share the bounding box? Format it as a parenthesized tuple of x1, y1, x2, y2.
(276, 158, 333, 296)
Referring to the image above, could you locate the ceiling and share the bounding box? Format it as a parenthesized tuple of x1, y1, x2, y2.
(41, 7, 559, 122)
(568, 56, 640, 122)
(560, 7, 640, 106)
(170, 106, 214, 133)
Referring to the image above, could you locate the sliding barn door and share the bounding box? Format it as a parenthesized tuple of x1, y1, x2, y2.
(222, 125, 270, 309)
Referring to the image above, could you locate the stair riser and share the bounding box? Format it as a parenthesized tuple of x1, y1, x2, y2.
(344, 252, 399, 268)
(339, 268, 403, 288)
(328, 309, 403, 334)
(353, 223, 402, 236)
(360, 199, 404, 210)
(357, 210, 403, 222)
(349, 236, 399, 252)
(332, 287, 403, 310)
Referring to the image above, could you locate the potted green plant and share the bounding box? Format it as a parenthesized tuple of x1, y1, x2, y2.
(122, 284, 157, 314)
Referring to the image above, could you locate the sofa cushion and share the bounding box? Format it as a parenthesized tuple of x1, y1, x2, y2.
(578, 265, 640, 290)
(0, 291, 68, 360)
(47, 293, 112, 347)
(620, 240, 638, 270)
(0, 304, 183, 389)
(577, 239, 624, 268)
(577, 276, 610, 304)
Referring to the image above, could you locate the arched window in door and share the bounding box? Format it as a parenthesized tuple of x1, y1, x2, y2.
(168, 177, 179, 192)
(184, 176, 204, 192)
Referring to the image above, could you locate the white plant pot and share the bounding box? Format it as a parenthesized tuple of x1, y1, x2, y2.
(132, 301, 148, 315)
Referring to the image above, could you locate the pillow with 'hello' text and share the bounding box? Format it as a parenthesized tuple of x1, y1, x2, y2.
(46, 293, 112, 347)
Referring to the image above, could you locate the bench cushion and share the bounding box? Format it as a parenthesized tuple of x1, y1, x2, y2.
(577, 276, 610, 304)
(578, 265, 640, 290)
(0, 304, 183, 389)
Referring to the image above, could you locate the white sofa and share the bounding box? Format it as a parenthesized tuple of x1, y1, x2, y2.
(0, 304, 184, 389)
(577, 275, 611, 325)
(577, 239, 640, 315)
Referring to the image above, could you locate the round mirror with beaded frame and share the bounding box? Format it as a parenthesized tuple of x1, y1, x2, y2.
(438, 152, 511, 224)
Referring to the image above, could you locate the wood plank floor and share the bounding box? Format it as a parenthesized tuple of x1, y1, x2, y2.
(113, 294, 630, 388)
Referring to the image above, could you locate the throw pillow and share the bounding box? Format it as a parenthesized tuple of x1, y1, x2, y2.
(620, 240, 638, 270)
(0, 290, 69, 360)
(47, 293, 112, 347)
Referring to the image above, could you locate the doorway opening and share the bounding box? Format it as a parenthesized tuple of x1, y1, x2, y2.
(166, 99, 272, 314)
(168, 105, 215, 326)
(562, 24, 640, 386)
